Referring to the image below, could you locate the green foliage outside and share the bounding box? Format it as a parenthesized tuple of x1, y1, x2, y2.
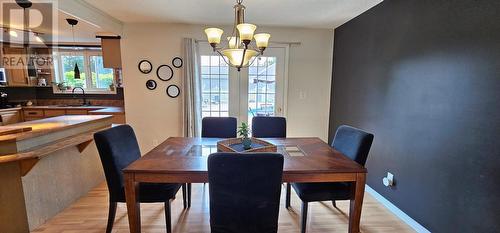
(61, 55, 113, 89)
(63, 71, 113, 88)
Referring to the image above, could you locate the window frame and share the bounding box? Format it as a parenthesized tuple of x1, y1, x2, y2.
(53, 49, 116, 94)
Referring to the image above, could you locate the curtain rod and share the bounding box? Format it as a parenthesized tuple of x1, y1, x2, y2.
(195, 39, 301, 46)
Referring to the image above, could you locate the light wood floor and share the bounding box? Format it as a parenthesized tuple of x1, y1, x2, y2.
(33, 183, 415, 233)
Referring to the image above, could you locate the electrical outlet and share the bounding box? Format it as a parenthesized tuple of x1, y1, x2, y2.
(383, 172, 394, 187)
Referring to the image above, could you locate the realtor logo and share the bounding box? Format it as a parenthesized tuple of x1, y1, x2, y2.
(1, 0, 57, 70)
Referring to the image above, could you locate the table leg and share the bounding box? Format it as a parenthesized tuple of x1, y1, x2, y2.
(349, 173, 366, 233)
(125, 173, 141, 233)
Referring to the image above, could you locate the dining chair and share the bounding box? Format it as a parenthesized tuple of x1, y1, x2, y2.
(251, 116, 286, 138)
(197, 117, 238, 200)
(202, 117, 237, 138)
(285, 125, 374, 233)
(94, 125, 188, 233)
(208, 152, 284, 233)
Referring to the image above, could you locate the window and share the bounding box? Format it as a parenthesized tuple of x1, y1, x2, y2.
(53, 49, 114, 93)
(201, 55, 229, 117)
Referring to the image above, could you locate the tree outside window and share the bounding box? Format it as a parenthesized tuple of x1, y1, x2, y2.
(54, 50, 114, 92)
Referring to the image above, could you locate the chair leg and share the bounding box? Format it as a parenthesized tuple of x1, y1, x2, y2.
(285, 183, 291, 208)
(106, 201, 117, 233)
(182, 184, 187, 209)
(187, 183, 192, 208)
(332, 200, 337, 208)
(301, 201, 308, 233)
(164, 201, 172, 233)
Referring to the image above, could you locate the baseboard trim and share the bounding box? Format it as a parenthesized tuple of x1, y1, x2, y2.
(365, 185, 431, 233)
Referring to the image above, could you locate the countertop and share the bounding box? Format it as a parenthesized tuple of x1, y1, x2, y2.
(0, 115, 113, 162)
(0, 115, 113, 143)
(0, 107, 22, 112)
(22, 106, 125, 115)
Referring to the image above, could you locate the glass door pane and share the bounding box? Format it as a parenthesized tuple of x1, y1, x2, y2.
(247, 56, 278, 129)
(201, 55, 230, 118)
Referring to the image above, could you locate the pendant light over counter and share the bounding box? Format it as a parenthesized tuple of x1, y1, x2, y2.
(66, 18, 80, 79)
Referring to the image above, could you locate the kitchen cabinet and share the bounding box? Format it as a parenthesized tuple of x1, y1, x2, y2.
(20, 107, 125, 124)
(65, 109, 88, 115)
(44, 110, 66, 117)
(23, 109, 44, 121)
(0, 108, 22, 125)
(2, 47, 29, 86)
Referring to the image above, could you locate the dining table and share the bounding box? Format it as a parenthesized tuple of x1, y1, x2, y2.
(123, 137, 367, 233)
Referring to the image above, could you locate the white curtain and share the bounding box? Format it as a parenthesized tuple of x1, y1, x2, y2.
(182, 38, 202, 137)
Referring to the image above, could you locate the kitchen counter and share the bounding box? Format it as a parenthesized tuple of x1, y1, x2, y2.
(23, 105, 125, 114)
(0, 115, 112, 232)
(21, 105, 125, 124)
(0, 107, 22, 112)
(0, 115, 113, 155)
(87, 106, 125, 114)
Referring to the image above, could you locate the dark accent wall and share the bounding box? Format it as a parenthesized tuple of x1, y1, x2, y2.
(329, 0, 500, 232)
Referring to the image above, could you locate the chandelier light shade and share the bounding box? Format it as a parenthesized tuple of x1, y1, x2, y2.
(236, 23, 256, 42)
(254, 33, 271, 49)
(227, 37, 238, 49)
(203, 0, 270, 71)
(205, 28, 224, 45)
(222, 49, 259, 67)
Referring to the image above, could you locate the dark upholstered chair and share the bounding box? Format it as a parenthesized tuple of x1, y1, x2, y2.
(285, 125, 374, 233)
(202, 117, 237, 138)
(251, 116, 286, 138)
(208, 152, 284, 233)
(94, 125, 188, 233)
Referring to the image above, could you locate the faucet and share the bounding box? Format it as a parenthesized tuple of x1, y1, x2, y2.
(72, 87, 88, 106)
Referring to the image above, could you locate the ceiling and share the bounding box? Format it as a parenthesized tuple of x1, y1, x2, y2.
(83, 0, 383, 29)
(0, 0, 383, 44)
(0, 0, 100, 44)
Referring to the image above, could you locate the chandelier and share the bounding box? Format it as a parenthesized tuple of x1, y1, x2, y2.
(204, 0, 270, 71)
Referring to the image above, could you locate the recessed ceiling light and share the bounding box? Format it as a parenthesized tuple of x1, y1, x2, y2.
(9, 30, 18, 37)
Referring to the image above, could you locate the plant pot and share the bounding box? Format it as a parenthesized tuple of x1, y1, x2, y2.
(242, 137, 252, 150)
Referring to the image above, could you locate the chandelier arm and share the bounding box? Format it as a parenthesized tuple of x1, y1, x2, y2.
(239, 48, 248, 68)
(247, 54, 260, 68)
(216, 50, 232, 67)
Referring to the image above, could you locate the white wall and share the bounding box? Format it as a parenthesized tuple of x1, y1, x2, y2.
(121, 23, 333, 152)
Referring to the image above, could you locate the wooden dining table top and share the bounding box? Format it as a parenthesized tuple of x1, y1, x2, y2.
(124, 137, 366, 175)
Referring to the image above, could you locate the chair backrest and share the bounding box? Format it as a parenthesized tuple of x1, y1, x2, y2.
(202, 117, 237, 138)
(208, 152, 284, 233)
(332, 125, 374, 166)
(94, 125, 141, 201)
(251, 116, 286, 138)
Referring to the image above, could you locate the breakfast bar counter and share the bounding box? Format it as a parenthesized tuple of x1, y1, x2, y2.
(0, 115, 113, 233)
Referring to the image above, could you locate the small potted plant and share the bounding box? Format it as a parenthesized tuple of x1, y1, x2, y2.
(238, 122, 252, 150)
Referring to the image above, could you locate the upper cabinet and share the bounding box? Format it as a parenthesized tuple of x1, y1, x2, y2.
(1, 46, 54, 87)
(99, 36, 122, 68)
(2, 47, 29, 86)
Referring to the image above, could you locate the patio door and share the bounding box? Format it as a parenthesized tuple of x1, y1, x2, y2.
(237, 46, 288, 129)
(199, 43, 288, 126)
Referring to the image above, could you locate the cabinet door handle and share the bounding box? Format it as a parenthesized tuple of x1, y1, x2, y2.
(28, 112, 37, 115)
